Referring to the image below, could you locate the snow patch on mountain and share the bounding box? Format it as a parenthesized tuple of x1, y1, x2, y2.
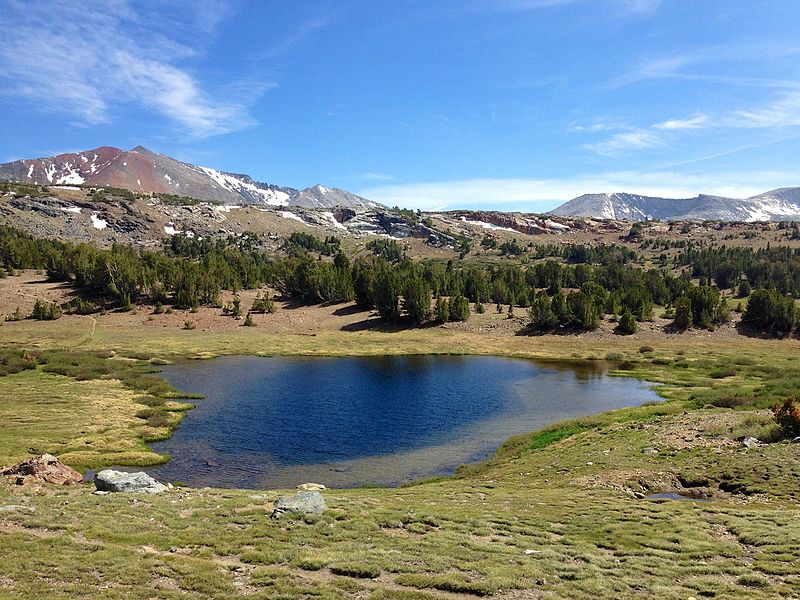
(90, 213, 107, 230)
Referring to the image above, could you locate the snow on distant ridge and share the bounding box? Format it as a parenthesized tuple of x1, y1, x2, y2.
(196, 166, 289, 206)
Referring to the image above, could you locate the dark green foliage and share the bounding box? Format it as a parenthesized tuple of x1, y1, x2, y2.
(374, 264, 402, 321)
(243, 312, 255, 327)
(250, 293, 276, 314)
(285, 232, 340, 256)
(737, 279, 751, 298)
(367, 238, 403, 262)
(673, 297, 693, 330)
(30, 299, 61, 320)
(499, 239, 523, 256)
(0, 350, 39, 377)
(403, 276, 432, 324)
(743, 288, 796, 336)
(449, 295, 470, 321)
(64, 297, 95, 315)
(567, 290, 601, 330)
(480, 235, 497, 249)
(434, 296, 450, 323)
(773, 397, 800, 438)
(528, 293, 557, 330)
(618, 310, 637, 334)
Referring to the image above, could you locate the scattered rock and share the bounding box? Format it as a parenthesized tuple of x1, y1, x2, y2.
(524, 549, 541, 555)
(297, 482, 326, 491)
(94, 470, 168, 494)
(272, 491, 327, 516)
(792, 436, 800, 443)
(641, 447, 660, 455)
(741, 436, 759, 449)
(1, 454, 82, 486)
(0, 505, 36, 513)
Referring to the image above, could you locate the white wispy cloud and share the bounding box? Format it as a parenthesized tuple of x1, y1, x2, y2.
(612, 41, 800, 88)
(0, 0, 265, 138)
(727, 91, 800, 129)
(358, 172, 394, 182)
(359, 170, 798, 211)
(583, 94, 800, 155)
(653, 114, 708, 130)
(583, 130, 662, 155)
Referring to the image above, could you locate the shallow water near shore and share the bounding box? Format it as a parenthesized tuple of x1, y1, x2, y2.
(145, 355, 660, 489)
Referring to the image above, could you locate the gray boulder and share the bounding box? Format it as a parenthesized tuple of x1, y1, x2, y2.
(272, 491, 326, 516)
(741, 437, 759, 449)
(94, 469, 167, 494)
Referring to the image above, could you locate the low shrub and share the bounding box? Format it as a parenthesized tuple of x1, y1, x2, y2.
(773, 397, 800, 438)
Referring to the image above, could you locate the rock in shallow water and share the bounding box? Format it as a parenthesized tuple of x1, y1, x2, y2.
(94, 470, 168, 494)
(272, 491, 327, 516)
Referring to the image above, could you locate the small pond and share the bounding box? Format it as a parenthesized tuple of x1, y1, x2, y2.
(142, 355, 660, 489)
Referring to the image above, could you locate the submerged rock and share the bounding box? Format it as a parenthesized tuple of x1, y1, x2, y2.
(272, 491, 327, 516)
(94, 470, 168, 494)
(1, 454, 82, 486)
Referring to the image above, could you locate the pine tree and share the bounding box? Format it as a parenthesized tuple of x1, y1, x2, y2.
(618, 310, 636, 335)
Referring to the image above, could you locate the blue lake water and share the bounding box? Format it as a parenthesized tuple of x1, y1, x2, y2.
(147, 355, 660, 489)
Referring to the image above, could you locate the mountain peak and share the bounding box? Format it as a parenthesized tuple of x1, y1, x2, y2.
(0, 145, 383, 210)
(550, 188, 800, 222)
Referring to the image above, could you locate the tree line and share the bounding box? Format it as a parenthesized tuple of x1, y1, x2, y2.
(0, 225, 796, 335)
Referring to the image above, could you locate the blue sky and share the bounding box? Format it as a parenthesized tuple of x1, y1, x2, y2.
(1, 0, 799, 210)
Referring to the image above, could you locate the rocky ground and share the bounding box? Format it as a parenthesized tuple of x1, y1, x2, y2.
(3, 185, 798, 262)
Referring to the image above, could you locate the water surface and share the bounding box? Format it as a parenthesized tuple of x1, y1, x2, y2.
(148, 355, 659, 488)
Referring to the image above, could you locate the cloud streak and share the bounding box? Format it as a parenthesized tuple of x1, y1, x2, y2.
(581, 92, 800, 155)
(0, 0, 264, 138)
(359, 170, 799, 211)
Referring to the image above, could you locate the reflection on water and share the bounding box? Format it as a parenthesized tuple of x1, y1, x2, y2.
(143, 355, 660, 489)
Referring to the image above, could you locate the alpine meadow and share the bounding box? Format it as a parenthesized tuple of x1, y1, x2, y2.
(1, 2, 800, 599)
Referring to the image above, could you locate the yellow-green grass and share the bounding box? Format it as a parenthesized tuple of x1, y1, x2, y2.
(0, 402, 798, 598)
(0, 311, 796, 363)
(0, 368, 192, 469)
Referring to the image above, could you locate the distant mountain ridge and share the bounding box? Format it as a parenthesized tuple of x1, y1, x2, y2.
(549, 188, 800, 222)
(0, 146, 382, 210)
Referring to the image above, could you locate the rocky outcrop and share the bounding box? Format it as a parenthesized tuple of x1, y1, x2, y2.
(297, 482, 326, 491)
(272, 491, 327, 516)
(450, 210, 568, 235)
(1, 454, 83, 486)
(93, 469, 168, 494)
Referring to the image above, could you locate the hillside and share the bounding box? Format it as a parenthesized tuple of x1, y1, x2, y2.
(0, 146, 381, 210)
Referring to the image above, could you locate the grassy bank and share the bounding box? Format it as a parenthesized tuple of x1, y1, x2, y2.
(0, 350, 194, 469)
